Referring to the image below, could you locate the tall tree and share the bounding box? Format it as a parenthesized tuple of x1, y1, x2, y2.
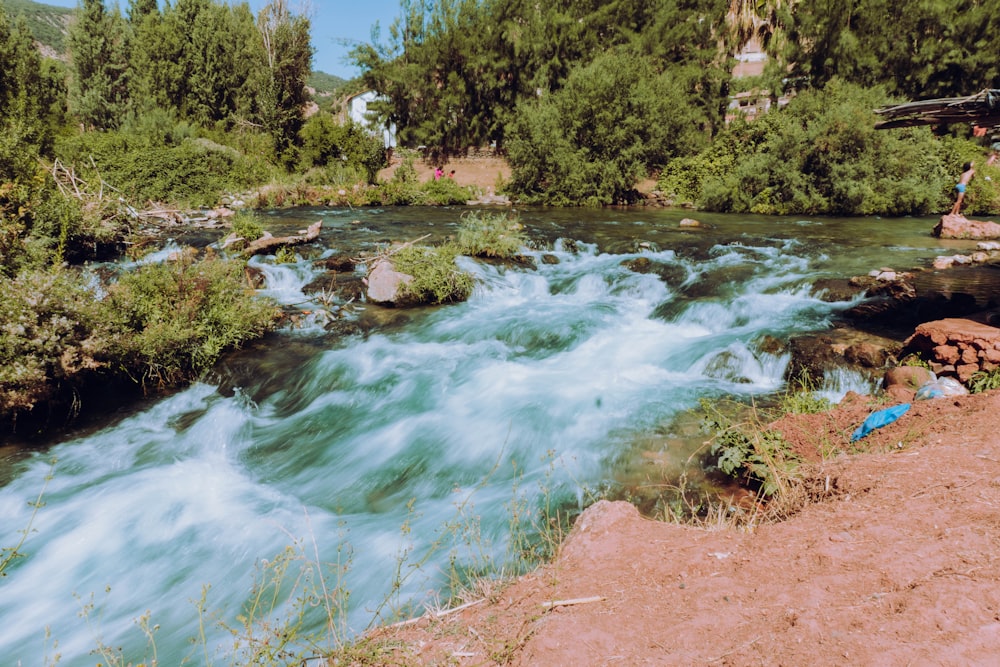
(127, 0, 158, 23)
(185, 2, 258, 126)
(782, 0, 1000, 98)
(69, 0, 130, 130)
(0, 6, 66, 270)
(255, 0, 312, 160)
(725, 0, 792, 55)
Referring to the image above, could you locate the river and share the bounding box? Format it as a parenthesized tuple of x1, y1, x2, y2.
(0, 207, 978, 665)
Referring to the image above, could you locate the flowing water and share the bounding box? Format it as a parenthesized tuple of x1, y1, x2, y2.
(0, 207, 981, 665)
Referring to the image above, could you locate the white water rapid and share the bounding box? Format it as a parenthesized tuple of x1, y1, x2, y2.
(2, 210, 952, 665)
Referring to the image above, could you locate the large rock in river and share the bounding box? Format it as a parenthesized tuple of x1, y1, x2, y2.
(364, 258, 414, 304)
(933, 214, 1000, 239)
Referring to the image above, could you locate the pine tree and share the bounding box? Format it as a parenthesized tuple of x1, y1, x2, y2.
(69, 0, 130, 130)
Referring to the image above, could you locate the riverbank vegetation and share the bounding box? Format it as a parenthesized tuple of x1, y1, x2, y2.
(356, 0, 1000, 209)
(6, 0, 1000, 662)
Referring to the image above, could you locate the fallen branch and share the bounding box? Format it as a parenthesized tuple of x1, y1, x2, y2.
(386, 597, 486, 629)
(350, 234, 431, 265)
(540, 595, 605, 610)
(242, 219, 323, 257)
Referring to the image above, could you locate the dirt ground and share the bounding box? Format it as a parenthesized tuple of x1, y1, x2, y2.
(379, 154, 511, 192)
(366, 389, 1000, 665)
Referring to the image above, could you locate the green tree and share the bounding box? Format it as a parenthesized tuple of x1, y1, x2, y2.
(782, 0, 1000, 98)
(507, 49, 711, 205)
(355, 0, 730, 159)
(664, 80, 955, 215)
(69, 0, 130, 130)
(0, 6, 72, 273)
(255, 0, 312, 162)
(186, 2, 258, 127)
(128, 1, 186, 112)
(127, 0, 158, 22)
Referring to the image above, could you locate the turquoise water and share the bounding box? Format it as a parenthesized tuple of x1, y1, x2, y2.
(0, 208, 971, 665)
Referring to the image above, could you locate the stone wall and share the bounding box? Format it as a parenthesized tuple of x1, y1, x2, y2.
(901, 317, 1000, 382)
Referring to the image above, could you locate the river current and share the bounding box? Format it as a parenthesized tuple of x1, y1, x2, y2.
(0, 207, 977, 664)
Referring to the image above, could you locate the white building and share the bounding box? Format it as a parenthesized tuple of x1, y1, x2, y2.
(346, 91, 397, 149)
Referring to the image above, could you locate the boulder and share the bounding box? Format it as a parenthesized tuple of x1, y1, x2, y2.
(933, 214, 1000, 239)
(364, 258, 414, 304)
(883, 366, 935, 391)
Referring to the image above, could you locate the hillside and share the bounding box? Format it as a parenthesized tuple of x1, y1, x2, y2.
(4, 0, 72, 57)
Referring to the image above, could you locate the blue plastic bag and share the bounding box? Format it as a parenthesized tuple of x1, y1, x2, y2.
(850, 403, 911, 442)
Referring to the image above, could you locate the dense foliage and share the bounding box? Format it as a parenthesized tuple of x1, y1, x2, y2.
(0, 1, 295, 430)
(507, 49, 713, 205)
(780, 0, 1000, 99)
(99, 251, 280, 388)
(659, 81, 967, 216)
(67, 0, 311, 156)
(4, 0, 1000, 429)
(355, 0, 1000, 205)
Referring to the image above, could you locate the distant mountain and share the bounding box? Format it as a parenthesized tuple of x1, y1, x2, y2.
(308, 71, 348, 95)
(4, 0, 73, 58)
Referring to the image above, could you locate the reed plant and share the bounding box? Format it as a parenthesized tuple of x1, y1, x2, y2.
(0, 458, 55, 578)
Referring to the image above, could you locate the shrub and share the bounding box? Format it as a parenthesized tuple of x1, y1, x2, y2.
(663, 80, 958, 216)
(98, 252, 280, 388)
(0, 265, 103, 413)
(701, 399, 800, 498)
(456, 210, 526, 258)
(968, 368, 1000, 394)
(229, 210, 264, 243)
(507, 50, 710, 206)
(55, 132, 268, 207)
(391, 244, 474, 305)
(418, 176, 473, 205)
(298, 114, 387, 184)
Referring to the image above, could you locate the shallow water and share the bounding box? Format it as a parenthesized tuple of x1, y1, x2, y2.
(0, 207, 975, 665)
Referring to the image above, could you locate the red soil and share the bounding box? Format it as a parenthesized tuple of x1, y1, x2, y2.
(366, 389, 1000, 665)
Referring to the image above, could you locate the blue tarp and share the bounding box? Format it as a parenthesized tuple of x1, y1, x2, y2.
(850, 403, 911, 442)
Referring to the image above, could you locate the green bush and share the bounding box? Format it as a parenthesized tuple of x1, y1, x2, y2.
(55, 132, 268, 207)
(507, 49, 711, 206)
(456, 210, 526, 258)
(0, 265, 103, 413)
(418, 176, 472, 205)
(968, 368, 1000, 394)
(662, 80, 959, 216)
(99, 252, 280, 388)
(298, 114, 387, 184)
(391, 244, 474, 305)
(701, 399, 800, 498)
(229, 210, 264, 243)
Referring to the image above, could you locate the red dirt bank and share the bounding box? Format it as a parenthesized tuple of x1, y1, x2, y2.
(371, 390, 1000, 666)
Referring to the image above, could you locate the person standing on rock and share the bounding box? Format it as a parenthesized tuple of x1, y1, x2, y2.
(950, 161, 975, 216)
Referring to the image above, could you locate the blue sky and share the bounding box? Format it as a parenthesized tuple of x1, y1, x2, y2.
(43, 0, 401, 79)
